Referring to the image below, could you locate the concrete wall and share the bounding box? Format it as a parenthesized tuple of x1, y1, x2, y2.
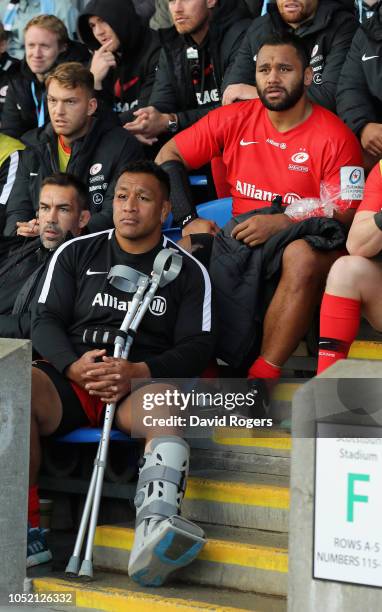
(288, 360, 382, 611)
(0, 339, 31, 604)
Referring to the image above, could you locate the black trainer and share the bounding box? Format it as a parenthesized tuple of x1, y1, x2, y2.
(244, 378, 270, 419)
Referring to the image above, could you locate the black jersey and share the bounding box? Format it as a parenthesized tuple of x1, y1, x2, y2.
(32, 230, 216, 378)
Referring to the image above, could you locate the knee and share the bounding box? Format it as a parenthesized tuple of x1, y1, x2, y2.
(282, 240, 320, 286)
(115, 403, 131, 434)
(326, 255, 371, 293)
(31, 368, 43, 418)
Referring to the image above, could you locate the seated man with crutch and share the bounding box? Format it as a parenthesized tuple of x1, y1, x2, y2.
(29, 160, 216, 585)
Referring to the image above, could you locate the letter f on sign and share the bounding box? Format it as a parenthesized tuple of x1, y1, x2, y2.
(347, 473, 369, 522)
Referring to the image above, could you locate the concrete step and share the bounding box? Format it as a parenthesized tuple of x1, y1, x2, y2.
(33, 572, 287, 612)
(190, 428, 291, 476)
(184, 471, 289, 532)
(93, 523, 288, 596)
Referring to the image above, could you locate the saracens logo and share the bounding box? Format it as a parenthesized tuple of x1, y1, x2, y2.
(291, 152, 309, 163)
(149, 296, 167, 316)
(90, 163, 102, 176)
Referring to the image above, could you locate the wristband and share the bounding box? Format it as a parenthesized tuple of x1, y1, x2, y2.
(180, 211, 198, 228)
(374, 211, 382, 231)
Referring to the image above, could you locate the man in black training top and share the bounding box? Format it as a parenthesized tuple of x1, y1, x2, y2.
(28, 160, 216, 585)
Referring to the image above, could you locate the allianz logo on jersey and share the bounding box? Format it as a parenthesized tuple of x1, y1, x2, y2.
(91, 293, 167, 316)
(92, 293, 131, 311)
(236, 180, 301, 204)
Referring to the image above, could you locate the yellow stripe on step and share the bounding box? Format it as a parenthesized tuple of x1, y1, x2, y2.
(349, 340, 382, 360)
(34, 577, 256, 612)
(271, 383, 301, 401)
(185, 477, 289, 509)
(94, 526, 288, 574)
(213, 427, 291, 450)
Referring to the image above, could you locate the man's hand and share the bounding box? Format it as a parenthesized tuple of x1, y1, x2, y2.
(83, 357, 150, 403)
(222, 84, 258, 106)
(182, 218, 220, 237)
(134, 133, 159, 146)
(90, 41, 117, 89)
(124, 106, 172, 138)
(360, 123, 382, 157)
(65, 349, 107, 388)
(16, 218, 39, 237)
(231, 213, 291, 247)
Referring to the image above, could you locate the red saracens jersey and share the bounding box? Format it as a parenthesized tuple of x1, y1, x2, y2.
(175, 99, 364, 216)
(357, 161, 382, 213)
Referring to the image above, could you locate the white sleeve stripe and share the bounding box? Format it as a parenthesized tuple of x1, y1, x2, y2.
(0, 151, 19, 205)
(163, 236, 212, 332)
(38, 229, 113, 304)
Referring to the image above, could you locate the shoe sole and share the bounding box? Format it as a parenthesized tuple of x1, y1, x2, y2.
(27, 550, 53, 569)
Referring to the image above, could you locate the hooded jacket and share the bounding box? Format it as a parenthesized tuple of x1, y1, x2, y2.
(222, 0, 358, 113)
(3, 116, 143, 236)
(78, 0, 161, 123)
(1, 40, 90, 139)
(337, 3, 382, 135)
(149, 0, 252, 131)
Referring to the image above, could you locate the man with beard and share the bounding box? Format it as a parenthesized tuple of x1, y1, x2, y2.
(156, 33, 364, 403)
(124, 0, 251, 144)
(221, 0, 357, 113)
(0, 172, 90, 340)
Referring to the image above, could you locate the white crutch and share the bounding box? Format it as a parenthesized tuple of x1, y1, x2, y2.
(65, 248, 182, 579)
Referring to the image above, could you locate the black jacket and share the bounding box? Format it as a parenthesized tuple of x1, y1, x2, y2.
(149, 0, 251, 131)
(337, 4, 382, 135)
(1, 40, 90, 139)
(78, 0, 161, 124)
(0, 236, 53, 339)
(222, 0, 358, 113)
(3, 117, 143, 236)
(0, 51, 19, 123)
(33, 231, 216, 377)
(209, 206, 347, 366)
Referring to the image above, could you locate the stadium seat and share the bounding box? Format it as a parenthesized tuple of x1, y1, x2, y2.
(56, 428, 132, 444)
(163, 227, 182, 242)
(196, 197, 232, 227)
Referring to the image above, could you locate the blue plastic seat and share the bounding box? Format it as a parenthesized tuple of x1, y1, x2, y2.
(56, 428, 131, 444)
(162, 198, 233, 243)
(196, 197, 232, 227)
(163, 227, 182, 242)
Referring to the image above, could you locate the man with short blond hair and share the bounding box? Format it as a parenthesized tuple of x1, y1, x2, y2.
(1, 14, 90, 138)
(3, 61, 143, 237)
